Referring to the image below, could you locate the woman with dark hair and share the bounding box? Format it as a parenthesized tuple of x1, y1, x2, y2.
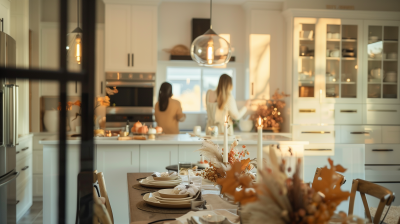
(154, 82, 186, 134)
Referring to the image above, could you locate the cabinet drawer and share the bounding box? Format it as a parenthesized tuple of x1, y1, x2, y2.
(16, 155, 32, 184)
(334, 104, 363, 124)
(16, 177, 32, 218)
(382, 126, 400, 144)
(293, 125, 338, 143)
(16, 139, 32, 161)
(364, 104, 400, 125)
(340, 126, 381, 144)
(304, 144, 334, 156)
(293, 101, 320, 124)
(365, 166, 400, 182)
(365, 144, 400, 164)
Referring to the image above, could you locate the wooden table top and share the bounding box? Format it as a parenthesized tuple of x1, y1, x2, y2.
(127, 173, 238, 224)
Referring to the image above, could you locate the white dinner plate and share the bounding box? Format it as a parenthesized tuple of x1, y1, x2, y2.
(143, 193, 191, 208)
(139, 179, 179, 188)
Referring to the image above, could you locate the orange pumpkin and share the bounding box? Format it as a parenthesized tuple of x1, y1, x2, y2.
(155, 126, 163, 133)
(137, 125, 148, 134)
(132, 121, 142, 133)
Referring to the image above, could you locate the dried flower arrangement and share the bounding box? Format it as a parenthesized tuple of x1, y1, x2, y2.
(251, 89, 289, 131)
(217, 145, 365, 224)
(195, 139, 255, 183)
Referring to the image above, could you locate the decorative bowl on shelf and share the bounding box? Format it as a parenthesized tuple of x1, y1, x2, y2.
(239, 120, 254, 132)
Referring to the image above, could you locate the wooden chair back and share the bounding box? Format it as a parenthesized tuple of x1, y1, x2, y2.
(96, 171, 114, 224)
(348, 179, 395, 224)
(312, 167, 346, 187)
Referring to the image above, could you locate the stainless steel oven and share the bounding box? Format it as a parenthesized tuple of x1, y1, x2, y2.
(105, 72, 155, 127)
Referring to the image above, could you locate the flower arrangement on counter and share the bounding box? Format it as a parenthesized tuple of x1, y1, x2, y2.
(251, 89, 289, 132)
(217, 145, 365, 224)
(195, 139, 256, 183)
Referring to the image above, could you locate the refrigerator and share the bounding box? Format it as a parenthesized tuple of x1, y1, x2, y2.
(0, 31, 19, 224)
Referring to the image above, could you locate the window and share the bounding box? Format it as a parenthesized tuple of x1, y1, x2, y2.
(166, 67, 235, 112)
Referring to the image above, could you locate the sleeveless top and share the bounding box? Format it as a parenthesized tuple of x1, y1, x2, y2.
(205, 91, 235, 135)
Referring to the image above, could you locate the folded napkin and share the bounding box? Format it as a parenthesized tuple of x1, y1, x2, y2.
(152, 171, 178, 178)
(174, 184, 199, 197)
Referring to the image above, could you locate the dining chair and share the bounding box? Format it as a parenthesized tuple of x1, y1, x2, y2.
(312, 167, 346, 187)
(348, 179, 395, 224)
(93, 187, 112, 224)
(96, 171, 114, 224)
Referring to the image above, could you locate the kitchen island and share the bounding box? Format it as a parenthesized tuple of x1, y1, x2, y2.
(39, 133, 363, 224)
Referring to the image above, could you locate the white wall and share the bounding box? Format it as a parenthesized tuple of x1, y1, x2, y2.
(0, 0, 10, 34)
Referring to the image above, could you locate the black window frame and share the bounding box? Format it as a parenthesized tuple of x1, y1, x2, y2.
(0, 0, 96, 223)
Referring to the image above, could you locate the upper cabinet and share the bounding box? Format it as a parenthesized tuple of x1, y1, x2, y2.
(291, 12, 400, 125)
(363, 21, 400, 104)
(104, 4, 157, 73)
(294, 18, 363, 104)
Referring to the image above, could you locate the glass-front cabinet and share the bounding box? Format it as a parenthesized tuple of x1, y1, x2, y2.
(324, 20, 362, 102)
(364, 21, 400, 103)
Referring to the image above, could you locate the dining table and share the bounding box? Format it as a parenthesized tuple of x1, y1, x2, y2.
(127, 173, 239, 224)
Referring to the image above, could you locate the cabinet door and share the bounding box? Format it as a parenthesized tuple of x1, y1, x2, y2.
(130, 5, 157, 72)
(139, 145, 178, 172)
(304, 144, 365, 217)
(96, 27, 105, 96)
(364, 21, 400, 104)
(105, 4, 131, 71)
(320, 19, 363, 104)
(294, 18, 319, 100)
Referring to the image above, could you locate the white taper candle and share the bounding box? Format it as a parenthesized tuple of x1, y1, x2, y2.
(223, 116, 228, 163)
(257, 116, 263, 177)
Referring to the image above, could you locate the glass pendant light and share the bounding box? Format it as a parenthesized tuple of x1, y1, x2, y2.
(67, 0, 82, 64)
(190, 0, 232, 67)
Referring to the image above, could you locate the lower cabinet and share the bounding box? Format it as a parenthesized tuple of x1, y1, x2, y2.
(139, 145, 178, 172)
(304, 144, 365, 217)
(16, 135, 33, 221)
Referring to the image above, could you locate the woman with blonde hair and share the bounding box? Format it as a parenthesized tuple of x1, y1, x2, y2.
(205, 74, 250, 135)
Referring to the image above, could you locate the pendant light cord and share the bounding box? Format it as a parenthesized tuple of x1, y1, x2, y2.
(210, 0, 212, 29)
(77, 0, 80, 28)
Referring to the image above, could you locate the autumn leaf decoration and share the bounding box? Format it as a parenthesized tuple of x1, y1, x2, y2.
(216, 162, 257, 205)
(311, 158, 350, 206)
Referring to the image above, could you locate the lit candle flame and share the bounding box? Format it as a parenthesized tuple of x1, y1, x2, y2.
(258, 116, 262, 127)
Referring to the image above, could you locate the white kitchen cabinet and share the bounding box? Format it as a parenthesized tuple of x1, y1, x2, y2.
(340, 125, 381, 144)
(365, 144, 400, 164)
(139, 145, 178, 172)
(16, 135, 33, 221)
(304, 144, 365, 217)
(382, 126, 400, 143)
(363, 20, 400, 104)
(304, 143, 335, 156)
(105, 4, 157, 73)
(178, 145, 201, 164)
(363, 104, 400, 125)
(292, 125, 339, 143)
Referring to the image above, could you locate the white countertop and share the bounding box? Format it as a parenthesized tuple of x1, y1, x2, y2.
(39, 133, 307, 145)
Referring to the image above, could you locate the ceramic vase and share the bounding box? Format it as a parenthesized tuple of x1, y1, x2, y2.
(95, 105, 107, 129)
(43, 110, 59, 132)
(70, 116, 81, 132)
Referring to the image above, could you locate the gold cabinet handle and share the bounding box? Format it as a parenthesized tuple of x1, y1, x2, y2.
(350, 132, 369, 134)
(340, 110, 357, 113)
(299, 109, 316, 113)
(368, 110, 397, 112)
(372, 149, 393, 152)
(301, 131, 331, 134)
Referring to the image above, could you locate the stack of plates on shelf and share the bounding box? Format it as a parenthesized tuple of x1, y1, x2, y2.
(139, 176, 181, 188)
(143, 189, 199, 208)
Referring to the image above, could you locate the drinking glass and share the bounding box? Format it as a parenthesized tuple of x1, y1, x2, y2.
(178, 162, 192, 184)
